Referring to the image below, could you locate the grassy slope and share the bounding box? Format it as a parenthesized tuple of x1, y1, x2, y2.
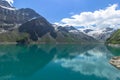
(0, 30, 29, 42)
(106, 29, 120, 44)
(0, 29, 96, 44)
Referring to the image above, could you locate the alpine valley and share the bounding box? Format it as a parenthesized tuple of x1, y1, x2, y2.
(0, 0, 98, 44)
(0, 0, 120, 80)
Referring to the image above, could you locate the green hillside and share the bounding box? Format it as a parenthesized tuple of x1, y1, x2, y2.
(106, 29, 120, 44)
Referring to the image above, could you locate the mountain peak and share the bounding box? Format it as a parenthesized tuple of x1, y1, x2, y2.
(19, 17, 57, 41)
(0, 0, 13, 8)
(4, 0, 13, 6)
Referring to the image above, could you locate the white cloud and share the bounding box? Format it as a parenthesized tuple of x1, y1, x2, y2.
(4, 0, 14, 6)
(55, 4, 120, 29)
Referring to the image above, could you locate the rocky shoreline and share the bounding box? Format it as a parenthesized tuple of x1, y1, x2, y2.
(109, 56, 120, 69)
(108, 44, 120, 48)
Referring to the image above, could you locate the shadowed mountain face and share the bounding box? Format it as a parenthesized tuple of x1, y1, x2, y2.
(19, 18, 57, 41)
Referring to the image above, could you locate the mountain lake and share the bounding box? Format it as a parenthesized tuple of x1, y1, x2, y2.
(0, 44, 119, 80)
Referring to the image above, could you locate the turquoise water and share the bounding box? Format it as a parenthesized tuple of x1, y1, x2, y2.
(0, 44, 120, 80)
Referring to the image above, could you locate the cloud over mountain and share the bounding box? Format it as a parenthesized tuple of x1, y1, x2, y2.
(55, 4, 120, 29)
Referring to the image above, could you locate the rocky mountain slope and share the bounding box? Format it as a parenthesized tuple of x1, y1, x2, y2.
(0, 0, 40, 32)
(0, 0, 12, 8)
(19, 17, 57, 42)
(80, 27, 115, 42)
(0, 0, 97, 44)
(18, 18, 97, 43)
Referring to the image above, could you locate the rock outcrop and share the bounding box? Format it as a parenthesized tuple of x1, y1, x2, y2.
(109, 56, 120, 69)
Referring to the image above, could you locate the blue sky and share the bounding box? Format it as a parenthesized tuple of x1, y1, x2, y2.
(13, 0, 120, 23)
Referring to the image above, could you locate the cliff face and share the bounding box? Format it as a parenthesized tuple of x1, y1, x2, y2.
(0, 0, 40, 31)
(0, 7, 40, 24)
(19, 17, 57, 41)
(0, 0, 12, 7)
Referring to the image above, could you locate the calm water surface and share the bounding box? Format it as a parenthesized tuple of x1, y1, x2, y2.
(0, 44, 120, 80)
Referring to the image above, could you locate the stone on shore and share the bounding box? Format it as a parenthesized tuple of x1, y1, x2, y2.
(109, 56, 120, 69)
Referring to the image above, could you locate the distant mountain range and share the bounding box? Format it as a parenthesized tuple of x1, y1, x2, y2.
(18, 18, 96, 44)
(0, 0, 97, 44)
(79, 27, 116, 42)
(0, 0, 119, 44)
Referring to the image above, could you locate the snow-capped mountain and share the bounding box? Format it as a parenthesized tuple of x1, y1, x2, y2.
(0, 0, 14, 8)
(54, 24, 116, 42)
(79, 27, 116, 42)
(0, 0, 97, 43)
(52, 25, 97, 43)
(64, 26, 80, 33)
(4, 0, 14, 6)
(0, 0, 40, 32)
(53, 25, 79, 33)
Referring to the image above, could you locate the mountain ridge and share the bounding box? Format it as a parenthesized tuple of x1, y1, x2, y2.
(18, 18, 97, 44)
(79, 27, 115, 42)
(0, 0, 97, 44)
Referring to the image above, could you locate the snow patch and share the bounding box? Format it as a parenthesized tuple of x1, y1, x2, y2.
(0, 4, 16, 10)
(4, 0, 14, 6)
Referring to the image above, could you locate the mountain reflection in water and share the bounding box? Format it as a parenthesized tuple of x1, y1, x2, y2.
(0, 44, 119, 80)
